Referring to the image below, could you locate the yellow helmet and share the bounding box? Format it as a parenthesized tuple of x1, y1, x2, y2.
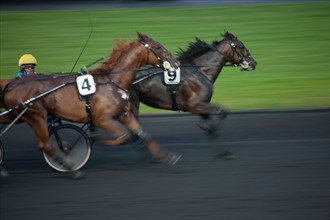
(18, 54, 37, 66)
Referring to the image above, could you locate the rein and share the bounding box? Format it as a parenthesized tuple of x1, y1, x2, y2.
(0, 82, 75, 137)
(131, 37, 247, 86)
(51, 38, 170, 77)
(180, 63, 236, 68)
(96, 78, 130, 95)
(70, 14, 94, 73)
(133, 68, 163, 85)
(0, 107, 29, 137)
(225, 37, 248, 64)
(0, 83, 72, 117)
(207, 41, 241, 67)
(208, 43, 231, 62)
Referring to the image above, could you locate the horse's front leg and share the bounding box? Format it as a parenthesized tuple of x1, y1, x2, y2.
(188, 103, 236, 159)
(120, 111, 182, 165)
(129, 89, 141, 120)
(187, 101, 229, 134)
(0, 140, 9, 177)
(21, 112, 54, 156)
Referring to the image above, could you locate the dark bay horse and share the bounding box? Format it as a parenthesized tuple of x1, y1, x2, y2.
(0, 32, 181, 175)
(131, 32, 257, 133)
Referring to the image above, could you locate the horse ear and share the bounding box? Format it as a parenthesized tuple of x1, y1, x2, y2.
(226, 31, 235, 40)
(137, 32, 149, 41)
(222, 30, 228, 38)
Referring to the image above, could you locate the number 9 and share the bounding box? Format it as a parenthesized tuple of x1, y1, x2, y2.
(167, 71, 176, 81)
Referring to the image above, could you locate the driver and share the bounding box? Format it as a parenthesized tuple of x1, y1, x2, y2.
(16, 54, 37, 78)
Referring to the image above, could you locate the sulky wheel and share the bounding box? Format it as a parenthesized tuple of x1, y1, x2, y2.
(0, 139, 4, 166)
(43, 123, 91, 172)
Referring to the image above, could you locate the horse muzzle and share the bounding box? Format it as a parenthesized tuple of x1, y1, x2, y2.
(240, 60, 257, 71)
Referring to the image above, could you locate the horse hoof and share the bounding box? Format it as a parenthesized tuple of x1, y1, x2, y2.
(219, 109, 229, 119)
(217, 106, 229, 119)
(216, 151, 238, 160)
(156, 152, 182, 166)
(69, 170, 85, 179)
(167, 152, 182, 166)
(197, 121, 218, 133)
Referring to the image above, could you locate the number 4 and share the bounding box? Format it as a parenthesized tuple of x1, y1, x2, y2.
(82, 78, 92, 91)
(76, 74, 96, 96)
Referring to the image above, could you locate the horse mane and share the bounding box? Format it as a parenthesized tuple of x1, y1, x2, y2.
(176, 38, 212, 63)
(91, 41, 136, 74)
(176, 37, 227, 63)
(177, 31, 240, 63)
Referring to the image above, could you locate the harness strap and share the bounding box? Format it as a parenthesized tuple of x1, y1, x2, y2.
(133, 69, 163, 85)
(0, 83, 68, 117)
(85, 95, 95, 132)
(133, 69, 179, 111)
(109, 80, 130, 116)
(90, 79, 130, 117)
(208, 43, 238, 67)
(77, 70, 96, 132)
(167, 84, 178, 111)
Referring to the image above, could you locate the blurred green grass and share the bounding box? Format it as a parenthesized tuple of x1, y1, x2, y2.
(0, 2, 329, 113)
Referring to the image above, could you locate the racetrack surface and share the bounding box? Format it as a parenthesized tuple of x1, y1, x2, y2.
(0, 110, 329, 220)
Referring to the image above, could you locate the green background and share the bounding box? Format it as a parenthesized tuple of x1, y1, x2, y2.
(0, 2, 329, 113)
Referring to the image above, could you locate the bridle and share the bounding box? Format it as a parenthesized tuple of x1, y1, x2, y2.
(139, 39, 160, 60)
(227, 38, 248, 63)
(208, 37, 251, 68)
(138, 39, 173, 70)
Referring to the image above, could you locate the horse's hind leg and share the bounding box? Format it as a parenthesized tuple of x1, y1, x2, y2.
(0, 140, 9, 177)
(93, 115, 147, 147)
(120, 112, 182, 165)
(23, 114, 82, 175)
(91, 118, 132, 146)
(92, 111, 181, 165)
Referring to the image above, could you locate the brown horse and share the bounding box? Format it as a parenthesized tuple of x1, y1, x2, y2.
(0, 32, 181, 175)
(0, 79, 10, 109)
(131, 32, 257, 133)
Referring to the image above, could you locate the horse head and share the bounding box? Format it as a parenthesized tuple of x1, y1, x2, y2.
(219, 31, 257, 71)
(92, 33, 180, 76)
(137, 32, 180, 71)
